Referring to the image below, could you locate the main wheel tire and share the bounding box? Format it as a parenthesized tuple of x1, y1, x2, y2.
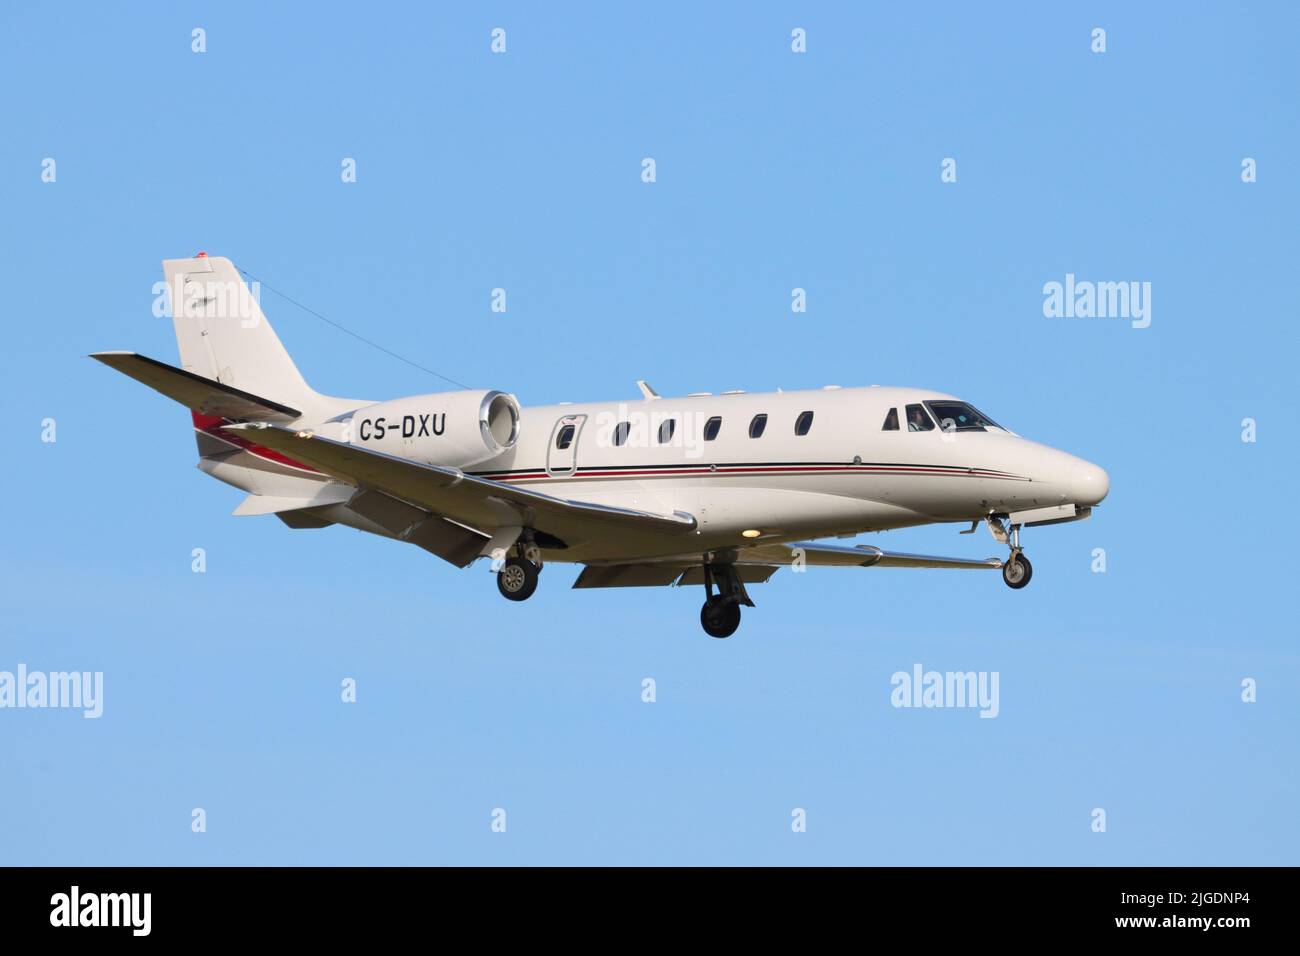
(700, 596, 741, 638)
(1002, 553, 1033, 589)
(497, 557, 539, 602)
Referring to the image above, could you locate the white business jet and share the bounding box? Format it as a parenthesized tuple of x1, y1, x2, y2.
(93, 255, 1109, 637)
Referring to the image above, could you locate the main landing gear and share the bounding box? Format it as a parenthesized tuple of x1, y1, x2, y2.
(496, 537, 543, 602)
(699, 562, 754, 639)
(988, 517, 1033, 590)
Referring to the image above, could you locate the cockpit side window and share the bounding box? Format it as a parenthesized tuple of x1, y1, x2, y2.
(923, 400, 1000, 433)
(905, 403, 935, 432)
(882, 408, 899, 431)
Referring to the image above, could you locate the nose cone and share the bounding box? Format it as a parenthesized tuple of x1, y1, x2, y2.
(1068, 460, 1110, 506)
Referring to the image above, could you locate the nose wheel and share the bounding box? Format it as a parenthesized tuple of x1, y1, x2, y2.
(1002, 552, 1032, 589)
(988, 516, 1033, 589)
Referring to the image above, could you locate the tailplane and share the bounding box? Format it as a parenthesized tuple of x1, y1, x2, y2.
(89, 351, 302, 421)
(93, 253, 369, 502)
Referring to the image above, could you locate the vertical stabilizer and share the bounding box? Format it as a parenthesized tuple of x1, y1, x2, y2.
(164, 254, 318, 413)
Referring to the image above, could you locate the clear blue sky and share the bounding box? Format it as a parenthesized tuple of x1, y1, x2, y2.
(2, 2, 1296, 865)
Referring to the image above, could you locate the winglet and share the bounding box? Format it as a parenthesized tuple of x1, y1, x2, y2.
(635, 380, 660, 400)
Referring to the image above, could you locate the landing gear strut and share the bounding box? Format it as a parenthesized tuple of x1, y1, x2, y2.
(495, 532, 542, 602)
(991, 518, 1032, 590)
(699, 562, 753, 638)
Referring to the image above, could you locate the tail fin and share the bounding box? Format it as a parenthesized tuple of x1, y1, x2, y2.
(164, 254, 318, 414)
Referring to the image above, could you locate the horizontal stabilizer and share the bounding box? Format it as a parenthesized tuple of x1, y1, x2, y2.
(90, 351, 301, 422)
(232, 486, 354, 517)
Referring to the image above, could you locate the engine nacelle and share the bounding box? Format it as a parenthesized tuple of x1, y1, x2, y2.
(347, 390, 519, 468)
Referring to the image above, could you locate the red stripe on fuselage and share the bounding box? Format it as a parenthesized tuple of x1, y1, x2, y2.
(474, 464, 1025, 483)
(187, 419, 1023, 486)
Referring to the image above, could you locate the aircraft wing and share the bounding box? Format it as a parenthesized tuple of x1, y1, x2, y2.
(91, 351, 302, 422)
(740, 541, 1003, 570)
(220, 423, 698, 545)
(571, 541, 1001, 589)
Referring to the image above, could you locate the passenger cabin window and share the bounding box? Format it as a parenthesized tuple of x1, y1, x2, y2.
(748, 414, 768, 438)
(794, 410, 814, 436)
(555, 424, 576, 449)
(923, 400, 1000, 433)
(905, 404, 935, 432)
(657, 419, 676, 444)
(612, 421, 631, 447)
(882, 408, 899, 431)
(703, 416, 722, 441)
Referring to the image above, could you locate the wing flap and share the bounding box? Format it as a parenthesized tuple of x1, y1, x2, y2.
(345, 487, 487, 567)
(572, 564, 689, 588)
(676, 565, 781, 586)
(277, 511, 334, 529)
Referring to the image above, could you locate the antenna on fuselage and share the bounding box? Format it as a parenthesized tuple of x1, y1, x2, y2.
(636, 380, 661, 400)
(235, 264, 474, 390)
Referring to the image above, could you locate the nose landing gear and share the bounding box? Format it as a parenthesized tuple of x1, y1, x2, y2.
(987, 516, 1033, 590)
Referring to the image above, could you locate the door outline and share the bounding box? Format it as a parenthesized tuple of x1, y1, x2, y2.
(546, 414, 586, 477)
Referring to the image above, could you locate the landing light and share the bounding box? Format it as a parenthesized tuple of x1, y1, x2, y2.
(742, 529, 762, 538)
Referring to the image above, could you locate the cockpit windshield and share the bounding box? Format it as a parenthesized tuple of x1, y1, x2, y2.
(923, 401, 1002, 433)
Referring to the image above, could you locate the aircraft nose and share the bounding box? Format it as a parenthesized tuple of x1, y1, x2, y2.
(1068, 460, 1110, 506)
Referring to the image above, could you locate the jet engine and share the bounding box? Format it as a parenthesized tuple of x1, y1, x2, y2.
(346, 389, 519, 468)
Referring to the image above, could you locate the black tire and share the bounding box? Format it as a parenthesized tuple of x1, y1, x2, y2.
(700, 596, 741, 638)
(497, 557, 539, 602)
(1002, 553, 1033, 589)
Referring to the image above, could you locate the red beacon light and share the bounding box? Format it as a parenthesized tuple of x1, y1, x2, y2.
(195, 251, 207, 258)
